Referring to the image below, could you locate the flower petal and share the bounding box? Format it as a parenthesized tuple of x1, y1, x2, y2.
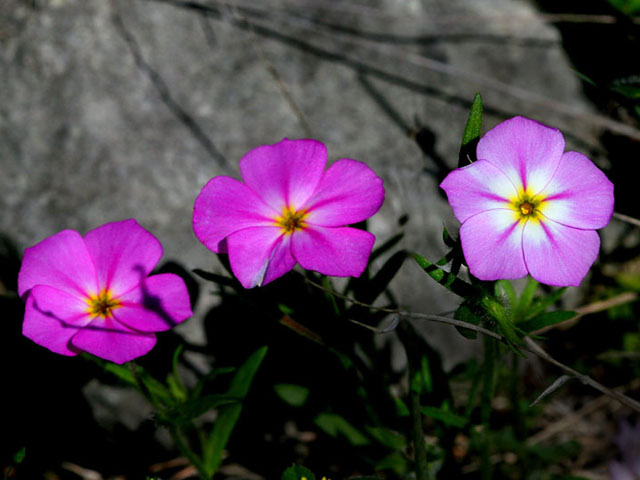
(477, 116, 565, 195)
(522, 216, 600, 287)
(18, 230, 98, 298)
(70, 316, 157, 364)
(536, 151, 614, 229)
(304, 159, 385, 227)
(440, 159, 518, 223)
(226, 226, 296, 288)
(23, 285, 93, 356)
(193, 176, 277, 253)
(290, 226, 374, 277)
(83, 219, 163, 297)
(459, 209, 528, 280)
(114, 273, 193, 332)
(239, 138, 327, 211)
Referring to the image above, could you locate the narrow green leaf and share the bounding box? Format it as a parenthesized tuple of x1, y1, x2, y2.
(495, 280, 517, 310)
(358, 250, 407, 304)
(203, 404, 243, 476)
(314, 413, 370, 446)
(228, 346, 268, 397)
(159, 395, 241, 425)
(13, 447, 26, 464)
(458, 93, 483, 167)
(365, 426, 406, 450)
(453, 303, 481, 339)
(274, 383, 310, 407)
(526, 287, 567, 320)
(203, 347, 268, 475)
(513, 277, 539, 322)
(414, 253, 474, 298)
(519, 311, 576, 333)
(421, 406, 467, 428)
(281, 464, 316, 480)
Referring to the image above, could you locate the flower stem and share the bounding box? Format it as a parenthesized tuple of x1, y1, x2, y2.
(480, 335, 497, 480)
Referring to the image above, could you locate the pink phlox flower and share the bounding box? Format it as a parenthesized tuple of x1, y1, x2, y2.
(193, 138, 385, 288)
(610, 420, 640, 480)
(440, 116, 614, 286)
(18, 219, 193, 364)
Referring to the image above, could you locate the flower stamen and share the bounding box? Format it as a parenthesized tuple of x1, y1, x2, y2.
(87, 290, 121, 318)
(519, 201, 534, 216)
(276, 206, 308, 234)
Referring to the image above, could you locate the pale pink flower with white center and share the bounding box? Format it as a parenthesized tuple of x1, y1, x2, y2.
(441, 116, 614, 286)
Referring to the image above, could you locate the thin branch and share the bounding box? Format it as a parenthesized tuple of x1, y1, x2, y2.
(524, 337, 640, 413)
(304, 278, 504, 341)
(613, 211, 640, 228)
(304, 278, 640, 413)
(526, 377, 640, 445)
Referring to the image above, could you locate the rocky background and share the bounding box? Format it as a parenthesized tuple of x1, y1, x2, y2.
(2, 0, 623, 357)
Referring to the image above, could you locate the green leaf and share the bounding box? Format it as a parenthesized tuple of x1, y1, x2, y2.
(572, 69, 597, 87)
(513, 277, 539, 322)
(421, 406, 467, 428)
(314, 413, 370, 446)
(159, 394, 241, 425)
(615, 272, 640, 291)
(458, 93, 483, 167)
(281, 464, 316, 480)
(139, 369, 175, 406)
(481, 295, 508, 323)
(495, 280, 517, 310)
(623, 332, 640, 352)
(228, 346, 268, 397)
(374, 451, 409, 472)
(526, 287, 567, 320)
(519, 311, 576, 333)
(83, 354, 137, 386)
(274, 383, 310, 407)
(414, 253, 474, 298)
(358, 250, 408, 304)
(203, 347, 268, 476)
(393, 396, 410, 417)
(13, 447, 26, 464)
(453, 303, 481, 339)
(365, 426, 406, 450)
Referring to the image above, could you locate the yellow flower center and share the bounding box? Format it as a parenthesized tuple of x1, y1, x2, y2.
(519, 201, 534, 216)
(510, 186, 547, 222)
(276, 206, 308, 234)
(87, 290, 121, 318)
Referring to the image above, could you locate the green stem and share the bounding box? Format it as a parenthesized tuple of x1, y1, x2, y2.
(480, 335, 497, 480)
(170, 426, 210, 479)
(398, 323, 429, 480)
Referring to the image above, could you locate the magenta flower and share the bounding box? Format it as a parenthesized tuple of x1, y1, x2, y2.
(193, 138, 385, 288)
(441, 116, 614, 286)
(17, 219, 193, 364)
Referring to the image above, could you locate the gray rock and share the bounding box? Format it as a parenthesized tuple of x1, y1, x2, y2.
(0, 0, 602, 368)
